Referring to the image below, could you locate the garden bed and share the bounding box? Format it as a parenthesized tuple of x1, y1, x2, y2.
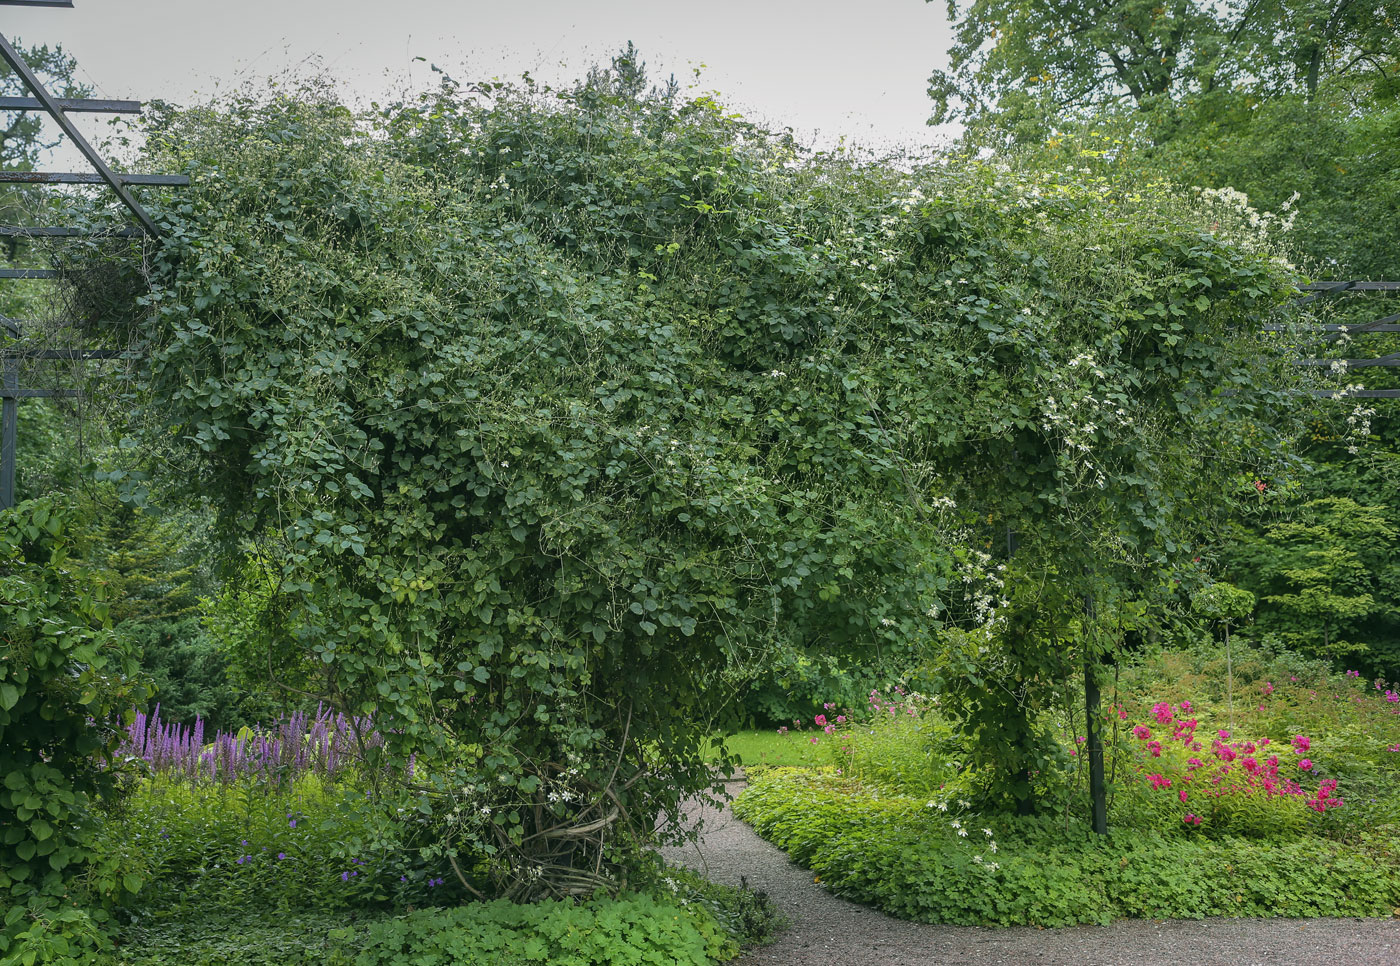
(733, 768, 1400, 927)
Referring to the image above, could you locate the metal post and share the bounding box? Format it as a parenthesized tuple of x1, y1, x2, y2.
(1084, 656, 1108, 835)
(1, 356, 17, 510)
(1083, 591, 1108, 835)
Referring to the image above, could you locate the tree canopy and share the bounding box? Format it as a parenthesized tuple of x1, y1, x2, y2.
(929, 0, 1400, 140)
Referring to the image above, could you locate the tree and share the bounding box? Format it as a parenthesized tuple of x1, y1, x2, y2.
(1, 39, 90, 264)
(927, 0, 1400, 140)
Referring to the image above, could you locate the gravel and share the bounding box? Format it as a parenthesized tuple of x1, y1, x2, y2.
(658, 776, 1400, 966)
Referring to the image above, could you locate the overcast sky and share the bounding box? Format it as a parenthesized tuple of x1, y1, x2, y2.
(5, 0, 959, 158)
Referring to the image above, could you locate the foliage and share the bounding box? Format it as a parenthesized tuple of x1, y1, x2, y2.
(59, 50, 1303, 876)
(92, 772, 439, 916)
(734, 650, 915, 728)
(125, 617, 251, 733)
(342, 894, 736, 966)
(927, 0, 1400, 135)
(734, 768, 1400, 926)
(0, 500, 147, 962)
(1226, 497, 1397, 659)
(783, 688, 966, 798)
(112, 895, 741, 966)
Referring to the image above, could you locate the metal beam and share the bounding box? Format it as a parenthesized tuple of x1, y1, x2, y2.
(0, 225, 144, 238)
(0, 388, 80, 398)
(1298, 354, 1400, 368)
(1309, 389, 1400, 398)
(0, 31, 162, 237)
(1264, 319, 1400, 333)
(0, 1, 75, 7)
(0, 349, 128, 360)
(0, 269, 60, 278)
(0, 358, 14, 510)
(0, 96, 141, 113)
(0, 172, 189, 186)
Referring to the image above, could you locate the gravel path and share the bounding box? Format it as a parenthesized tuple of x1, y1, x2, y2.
(659, 776, 1400, 966)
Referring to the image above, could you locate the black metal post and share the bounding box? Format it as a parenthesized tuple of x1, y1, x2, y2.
(1084, 656, 1108, 835)
(1, 356, 16, 510)
(1083, 592, 1108, 836)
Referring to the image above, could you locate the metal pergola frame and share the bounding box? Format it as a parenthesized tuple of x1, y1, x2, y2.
(0, 0, 188, 509)
(1290, 282, 1400, 398)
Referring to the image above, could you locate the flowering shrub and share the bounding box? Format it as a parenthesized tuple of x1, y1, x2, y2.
(1117, 701, 1340, 836)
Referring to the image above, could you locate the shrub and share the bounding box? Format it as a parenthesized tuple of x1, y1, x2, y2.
(734, 768, 1400, 926)
(93, 773, 444, 915)
(113, 897, 737, 966)
(0, 500, 145, 962)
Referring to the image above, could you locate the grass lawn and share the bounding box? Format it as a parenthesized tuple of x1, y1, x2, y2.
(706, 729, 830, 769)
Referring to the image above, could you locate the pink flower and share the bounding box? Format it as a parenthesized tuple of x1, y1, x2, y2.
(1179, 701, 1192, 712)
(1179, 789, 1189, 803)
(777, 726, 788, 735)
(1148, 741, 1163, 758)
(1132, 725, 1152, 740)
(1261, 682, 1274, 695)
(1186, 758, 1203, 770)
(1184, 813, 1202, 826)
(1153, 702, 1174, 724)
(836, 715, 846, 724)
(1298, 758, 1313, 771)
(1217, 729, 1231, 740)
(814, 714, 827, 727)
(810, 737, 819, 745)
(1148, 773, 1172, 790)
(823, 702, 835, 711)
(1292, 735, 1310, 753)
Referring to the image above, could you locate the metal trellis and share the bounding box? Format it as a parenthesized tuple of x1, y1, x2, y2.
(0, 0, 187, 509)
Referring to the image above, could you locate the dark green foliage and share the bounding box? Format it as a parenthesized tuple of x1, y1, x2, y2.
(126, 618, 250, 732)
(0, 500, 145, 960)
(114, 896, 737, 966)
(61, 59, 1301, 882)
(735, 769, 1400, 926)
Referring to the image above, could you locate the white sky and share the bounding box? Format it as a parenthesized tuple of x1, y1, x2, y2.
(5, 0, 959, 159)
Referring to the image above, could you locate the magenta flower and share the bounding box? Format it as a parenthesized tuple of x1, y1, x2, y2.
(1298, 758, 1313, 771)
(1132, 725, 1151, 740)
(1184, 813, 1201, 826)
(1147, 773, 1172, 789)
(1292, 735, 1310, 753)
(814, 714, 827, 727)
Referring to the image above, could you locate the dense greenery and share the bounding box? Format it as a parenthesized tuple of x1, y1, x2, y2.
(4, 18, 1394, 959)
(735, 637, 1400, 925)
(112, 896, 740, 966)
(735, 767, 1400, 926)
(0, 501, 144, 963)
